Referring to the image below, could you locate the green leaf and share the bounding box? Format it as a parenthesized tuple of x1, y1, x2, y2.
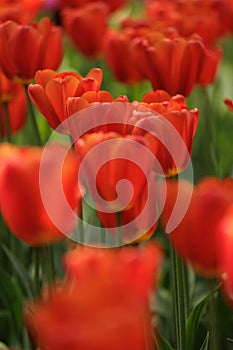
(2, 245, 34, 299)
(186, 295, 209, 350)
(154, 331, 175, 350)
(0, 266, 24, 339)
(200, 332, 209, 350)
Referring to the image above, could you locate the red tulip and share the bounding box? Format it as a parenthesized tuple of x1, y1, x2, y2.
(0, 17, 63, 83)
(161, 177, 233, 276)
(75, 132, 153, 213)
(0, 0, 42, 24)
(62, 3, 108, 58)
(0, 144, 80, 246)
(146, 0, 231, 46)
(27, 244, 163, 350)
(103, 29, 144, 84)
(0, 70, 27, 137)
(130, 28, 222, 96)
(28, 68, 103, 130)
(131, 91, 199, 177)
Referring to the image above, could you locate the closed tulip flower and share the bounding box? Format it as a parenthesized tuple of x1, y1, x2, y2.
(27, 244, 163, 350)
(28, 68, 103, 130)
(75, 132, 153, 213)
(0, 144, 80, 246)
(62, 3, 108, 58)
(161, 177, 233, 276)
(0, 17, 63, 83)
(130, 28, 222, 96)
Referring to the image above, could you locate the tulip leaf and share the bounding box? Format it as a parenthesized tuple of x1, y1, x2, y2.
(153, 330, 174, 350)
(199, 332, 209, 350)
(0, 266, 23, 340)
(2, 244, 34, 299)
(186, 295, 209, 350)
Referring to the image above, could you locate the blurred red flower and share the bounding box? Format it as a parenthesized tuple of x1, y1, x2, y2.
(27, 243, 163, 350)
(160, 177, 233, 276)
(224, 98, 233, 113)
(146, 0, 232, 46)
(59, 0, 127, 13)
(0, 144, 81, 246)
(0, 17, 63, 83)
(62, 3, 108, 58)
(0, 70, 27, 137)
(0, 0, 42, 24)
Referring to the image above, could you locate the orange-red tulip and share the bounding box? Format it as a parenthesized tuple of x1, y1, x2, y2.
(27, 244, 163, 350)
(103, 29, 144, 84)
(146, 0, 231, 46)
(0, 0, 42, 24)
(0, 144, 80, 246)
(62, 3, 108, 58)
(0, 17, 63, 83)
(75, 132, 153, 213)
(161, 177, 233, 276)
(0, 70, 27, 137)
(217, 205, 233, 306)
(131, 91, 199, 177)
(28, 68, 103, 130)
(130, 28, 222, 96)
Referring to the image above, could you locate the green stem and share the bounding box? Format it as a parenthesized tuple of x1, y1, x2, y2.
(33, 247, 41, 296)
(24, 85, 42, 146)
(44, 245, 56, 287)
(171, 246, 187, 350)
(3, 102, 12, 143)
(116, 212, 122, 247)
(208, 282, 219, 350)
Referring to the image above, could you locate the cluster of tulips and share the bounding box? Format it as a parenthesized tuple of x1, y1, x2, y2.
(0, 0, 233, 349)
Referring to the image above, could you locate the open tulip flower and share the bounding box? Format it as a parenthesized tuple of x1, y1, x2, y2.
(28, 68, 103, 130)
(0, 17, 63, 83)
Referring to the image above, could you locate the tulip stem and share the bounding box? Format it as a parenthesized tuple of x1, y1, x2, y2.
(116, 212, 123, 247)
(171, 246, 187, 350)
(33, 247, 41, 296)
(3, 102, 12, 143)
(44, 245, 56, 287)
(24, 85, 42, 146)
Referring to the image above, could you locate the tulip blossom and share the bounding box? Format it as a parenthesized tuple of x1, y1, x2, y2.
(75, 132, 154, 213)
(28, 68, 103, 130)
(160, 177, 233, 276)
(103, 29, 144, 84)
(0, 70, 27, 137)
(0, 144, 81, 246)
(131, 91, 199, 177)
(27, 244, 163, 350)
(217, 205, 233, 305)
(0, 0, 42, 24)
(0, 17, 63, 83)
(130, 28, 222, 96)
(59, 0, 127, 13)
(146, 0, 232, 46)
(62, 3, 108, 58)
